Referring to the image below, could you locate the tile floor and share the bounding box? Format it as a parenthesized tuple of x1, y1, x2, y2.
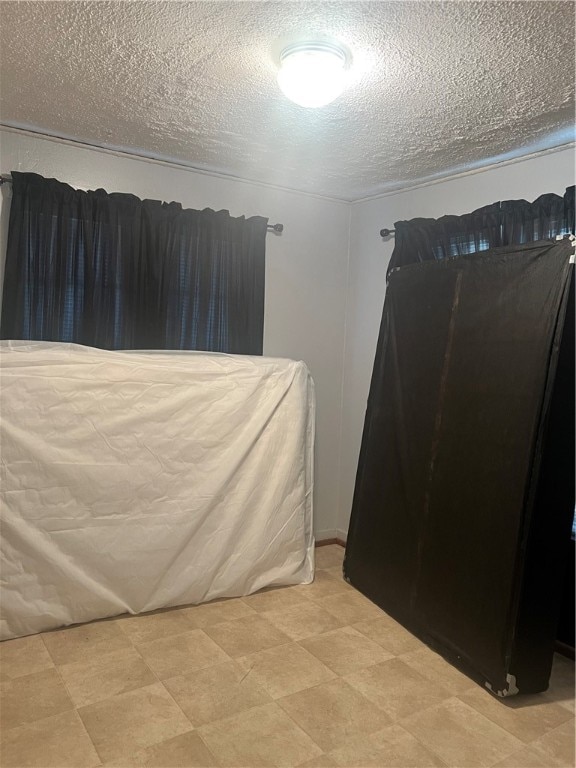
(0, 545, 574, 768)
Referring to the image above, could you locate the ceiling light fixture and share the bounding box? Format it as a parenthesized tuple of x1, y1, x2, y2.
(277, 41, 352, 108)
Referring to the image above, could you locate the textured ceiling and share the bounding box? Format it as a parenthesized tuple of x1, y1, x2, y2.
(0, 1, 574, 201)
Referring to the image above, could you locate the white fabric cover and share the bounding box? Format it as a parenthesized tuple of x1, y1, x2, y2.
(0, 341, 315, 640)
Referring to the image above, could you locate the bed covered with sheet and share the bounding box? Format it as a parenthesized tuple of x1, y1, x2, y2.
(0, 341, 315, 640)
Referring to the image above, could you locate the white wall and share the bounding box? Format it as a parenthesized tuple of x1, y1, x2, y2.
(0, 129, 351, 539)
(337, 145, 576, 537)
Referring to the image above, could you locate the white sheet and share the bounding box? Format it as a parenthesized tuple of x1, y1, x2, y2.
(0, 341, 315, 640)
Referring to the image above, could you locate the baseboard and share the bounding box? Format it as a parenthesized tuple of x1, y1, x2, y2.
(316, 537, 346, 548)
(315, 529, 347, 548)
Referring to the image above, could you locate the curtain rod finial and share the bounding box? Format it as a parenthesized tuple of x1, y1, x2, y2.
(380, 228, 395, 238)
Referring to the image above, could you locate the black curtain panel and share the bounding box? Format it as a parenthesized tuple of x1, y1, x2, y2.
(0, 172, 268, 354)
(387, 185, 575, 277)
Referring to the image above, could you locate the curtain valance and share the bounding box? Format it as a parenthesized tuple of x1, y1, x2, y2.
(388, 185, 575, 277)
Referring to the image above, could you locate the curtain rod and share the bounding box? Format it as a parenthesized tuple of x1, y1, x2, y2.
(0, 174, 283, 233)
(380, 228, 395, 238)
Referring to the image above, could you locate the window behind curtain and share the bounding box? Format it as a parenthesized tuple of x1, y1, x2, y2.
(0, 172, 268, 355)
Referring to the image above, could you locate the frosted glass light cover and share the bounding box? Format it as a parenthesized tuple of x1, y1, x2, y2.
(277, 47, 349, 108)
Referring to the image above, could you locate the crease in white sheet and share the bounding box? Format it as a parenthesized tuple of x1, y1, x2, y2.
(0, 342, 315, 640)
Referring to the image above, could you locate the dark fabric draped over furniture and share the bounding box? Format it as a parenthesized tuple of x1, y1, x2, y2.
(347, 184, 576, 690)
(0, 172, 268, 354)
(387, 185, 575, 277)
(346, 238, 575, 694)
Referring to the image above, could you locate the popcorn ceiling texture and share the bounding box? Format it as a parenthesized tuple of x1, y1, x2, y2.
(0, 1, 574, 200)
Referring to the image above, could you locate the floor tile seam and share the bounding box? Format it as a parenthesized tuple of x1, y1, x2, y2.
(205, 633, 296, 659)
(256, 609, 349, 639)
(155, 678, 206, 736)
(534, 716, 576, 742)
(74, 694, 121, 766)
(34, 632, 59, 673)
(293, 640, 396, 678)
(292, 635, 356, 663)
(69, 707, 106, 768)
(376, 643, 445, 659)
(296, 582, 352, 598)
(0, 661, 76, 731)
(397, 695, 526, 767)
(45, 631, 169, 697)
(327, 723, 452, 768)
(38, 631, 66, 668)
(46, 657, 83, 718)
(272, 675, 380, 712)
(128, 623, 236, 658)
(525, 735, 576, 767)
(200, 611, 293, 634)
(231, 640, 334, 683)
(300, 623, 385, 640)
(243, 669, 339, 702)
(342, 654, 454, 695)
(544, 700, 576, 717)
(377, 722, 453, 768)
(117, 622, 201, 647)
(362, 680, 455, 727)
(454, 692, 576, 745)
(282, 594, 351, 613)
(0, 706, 102, 767)
(0, 697, 74, 739)
(274, 693, 388, 755)
(234, 636, 328, 661)
(75, 681, 198, 767)
(296, 585, 353, 598)
(184, 601, 260, 624)
(540, 688, 576, 712)
(165, 681, 276, 731)
(303, 594, 383, 617)
(288, 625, 360, 648)
(313, 567, 346, 577)
(196, 699, 328, 761)
(188, 728, 224, 768)
(195, 699, 309, 736)
(238, 600, 316, 615)
(163, 654, 270, 693)
(396, 705, 493, 768)
(112, 636, 166, 689)
(309, 656, 396, 679)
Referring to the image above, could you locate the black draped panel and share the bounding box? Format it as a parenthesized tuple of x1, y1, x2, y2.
(345, 240, 575, 695)
(1, 172, 267, 354)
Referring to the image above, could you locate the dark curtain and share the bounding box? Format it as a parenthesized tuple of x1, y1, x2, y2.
(388, 186, 575, 277)
(0, 172, 268, 354)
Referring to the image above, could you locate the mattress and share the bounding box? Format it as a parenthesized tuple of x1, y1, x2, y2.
(0, 341, 315, 640)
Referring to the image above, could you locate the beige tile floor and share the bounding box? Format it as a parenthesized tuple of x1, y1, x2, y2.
(0, 544, 574, 768)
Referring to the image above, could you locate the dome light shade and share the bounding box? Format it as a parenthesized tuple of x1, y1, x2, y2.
(277, 41, 350, 108)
